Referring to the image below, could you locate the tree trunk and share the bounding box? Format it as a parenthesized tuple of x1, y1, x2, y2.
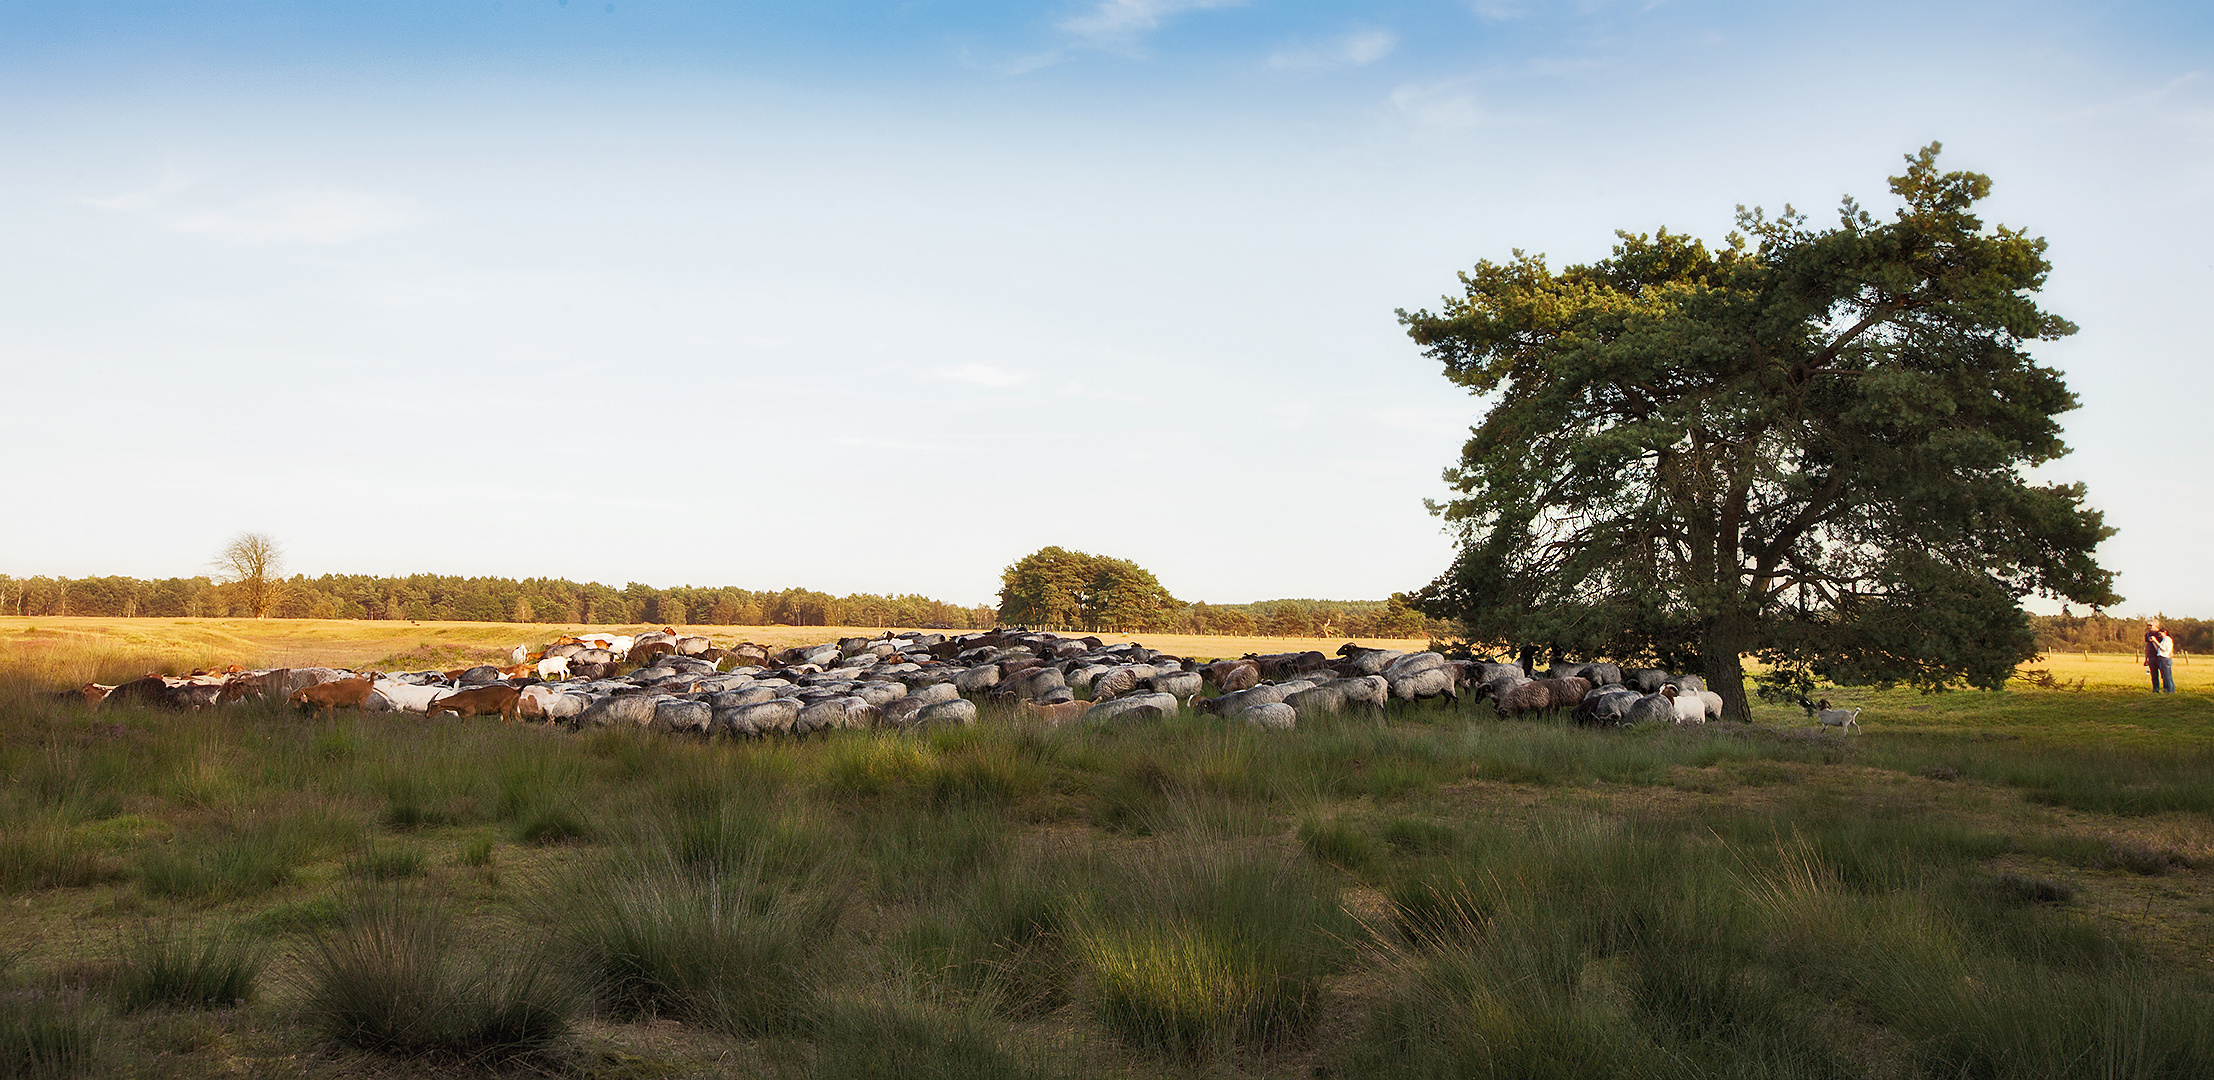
(1701, 618, 1755, 723)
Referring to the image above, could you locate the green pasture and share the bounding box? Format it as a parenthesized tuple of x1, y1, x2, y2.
(1, 648, 2210, 1078)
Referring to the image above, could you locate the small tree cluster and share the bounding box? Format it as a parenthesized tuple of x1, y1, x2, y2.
(997, 547, 1181, 632)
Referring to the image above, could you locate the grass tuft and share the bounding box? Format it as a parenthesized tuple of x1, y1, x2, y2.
(347, 841, 427, 880)
(807, 990, 1044, 1080)
(1984, 872, 2075, 905)
(1070, 839, 1355, 1059)
(296, 889, 578, 1061)
(0, 982, 107, 1079)
(2093, 840, 2190, 875)
(0, 819, 113, 895)
(565, 851, 844, 1037)
(459, 836, 495, 866)
(111, 926, 264, 1011)
(1297, 816, 1379, 875)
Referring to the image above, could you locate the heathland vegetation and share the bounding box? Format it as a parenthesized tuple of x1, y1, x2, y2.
(1, 620, 2210, 1078)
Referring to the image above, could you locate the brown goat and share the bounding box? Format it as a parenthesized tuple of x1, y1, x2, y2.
(289, 677, 376, 717)
(424, 684, 524, 723)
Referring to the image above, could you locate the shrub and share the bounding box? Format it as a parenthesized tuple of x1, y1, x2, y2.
(111, 926, 264, 1011)
(295, 890, 577, 1061)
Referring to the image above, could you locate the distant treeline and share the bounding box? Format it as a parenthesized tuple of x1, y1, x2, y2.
(0, 574, 993, 629)
(0, 574, 1447, 638)
(2033, 613, 2208, 655)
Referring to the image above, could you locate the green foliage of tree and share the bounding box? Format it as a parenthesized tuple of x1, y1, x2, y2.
(0, 565, 1450, 640)
(997, 547, 1183, 632)
(2035, 613, 2208, 656)
(0, 573, 995, 631)
(1401, 145, 2118, 719)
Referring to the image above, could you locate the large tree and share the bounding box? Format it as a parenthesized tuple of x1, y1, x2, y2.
(997, 547, 1180, 632)
(215, 532, 284, 619)
(1401, 145, 2117, 720)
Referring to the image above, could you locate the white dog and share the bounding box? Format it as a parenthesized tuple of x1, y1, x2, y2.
(1812, 698, 1861, 734)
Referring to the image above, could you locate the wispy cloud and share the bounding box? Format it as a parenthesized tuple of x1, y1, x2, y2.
(86, 175, 418, 245)
(930, 363, 1032, 387)
(1390, 79, 1486, 129)
(1469, 0, 1537, 20)
(1268, 29, 1398, 73)
(1057, 0, 1244, 55)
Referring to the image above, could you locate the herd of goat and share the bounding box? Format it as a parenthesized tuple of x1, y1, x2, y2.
(53, 627, 1862, 735)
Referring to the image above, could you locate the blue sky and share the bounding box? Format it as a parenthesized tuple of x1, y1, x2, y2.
(3, 2, 2209, 614)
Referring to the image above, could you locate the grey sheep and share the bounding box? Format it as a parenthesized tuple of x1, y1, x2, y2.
(719, 698, 800, 736)
(1494, 676, 1592, 718)
(1572, 685, 1640, 726)
(652, 699, 713, 735)
(953, 664, 1003, 694)
(1143, 671, 1202, 699)
(915, 699, 978, 728)
(1085, 692, 1178, 725)
(1388, 666, 1460, 704)
(1241, 702, 1297, 730)
(578, 694, 659, 728)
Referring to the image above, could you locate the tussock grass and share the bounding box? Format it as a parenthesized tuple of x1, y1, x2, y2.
(1866, 740, 2214, 817)
(5, 623, 2214, 1076)
(346, 840, 426, 880)
(564, 822, 848, 1036)
(863, 806, 1009, 902)
(246, 894, 344, 936)
(134, 807, 357, 903)
(296, 888, 578, 1060)
(897, 854, 1074, 1017)
(806, 986, 1046, 1080)
(0, 815, 114, 894)
(1069, 837, 1358, 1059)
(0, 982, 106, 1079)
(110, 925, 264, 1011)
(1342, 806, 2214, 1079)
(1298, 815, 1380, 874)
(458, 835, 495, 866)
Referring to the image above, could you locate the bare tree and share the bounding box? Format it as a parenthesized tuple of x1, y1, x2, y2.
(215, 532, 283, 618)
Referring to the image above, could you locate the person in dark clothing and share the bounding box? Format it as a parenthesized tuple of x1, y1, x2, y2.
(2145, 621, 2176, 693)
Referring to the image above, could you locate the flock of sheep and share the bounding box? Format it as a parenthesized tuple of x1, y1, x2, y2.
(54, 627, 1821, 736)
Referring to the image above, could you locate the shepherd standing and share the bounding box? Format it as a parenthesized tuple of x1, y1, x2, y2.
(2145, 620, 2176, 693)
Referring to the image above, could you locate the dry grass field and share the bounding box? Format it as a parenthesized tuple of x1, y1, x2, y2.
(0, 616, 1435, 685)
(3, 616, 2211, 1079)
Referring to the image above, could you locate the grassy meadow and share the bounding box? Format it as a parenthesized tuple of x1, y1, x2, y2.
(1, 619, 2211, 1078)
